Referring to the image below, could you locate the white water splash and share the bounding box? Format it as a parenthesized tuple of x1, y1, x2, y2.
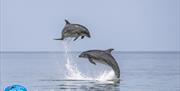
(62, 41, 115, 83)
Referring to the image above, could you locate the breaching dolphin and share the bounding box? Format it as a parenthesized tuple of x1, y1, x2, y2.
(54, 19, 91, 41)
(78, 48, 120, 79)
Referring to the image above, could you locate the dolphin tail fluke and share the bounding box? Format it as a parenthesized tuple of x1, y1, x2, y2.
(112, 78, 120, 83)
(54, 38, 63, 40)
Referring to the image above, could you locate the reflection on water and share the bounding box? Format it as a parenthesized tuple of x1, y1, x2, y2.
(37, 79, 119, 91)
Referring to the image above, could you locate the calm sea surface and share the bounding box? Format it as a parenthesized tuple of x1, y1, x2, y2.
(0, 52, 180, 91)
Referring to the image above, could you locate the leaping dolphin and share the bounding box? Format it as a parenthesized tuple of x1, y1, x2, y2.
(79, 48, 120, 79)
(54, 19, 91, 41)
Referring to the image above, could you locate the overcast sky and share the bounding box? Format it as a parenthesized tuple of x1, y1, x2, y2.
(0, 0, 179, 52)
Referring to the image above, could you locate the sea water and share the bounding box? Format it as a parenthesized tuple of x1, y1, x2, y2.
(1, 51, 180, 91)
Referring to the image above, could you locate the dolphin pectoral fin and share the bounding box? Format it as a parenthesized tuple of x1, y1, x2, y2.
(88, 58, 96, 65)
(73, 36, 79, 41)
(81, 36, 84, 39)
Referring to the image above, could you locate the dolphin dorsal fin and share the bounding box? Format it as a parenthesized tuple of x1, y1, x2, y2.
(105, 48, 114, 54)
(65, 19, 70, 25)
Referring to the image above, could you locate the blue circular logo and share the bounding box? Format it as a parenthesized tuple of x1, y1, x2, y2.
(4, 85, 27, 91)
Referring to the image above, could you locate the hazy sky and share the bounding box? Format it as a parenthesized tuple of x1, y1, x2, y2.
(0, 0, 179, 52)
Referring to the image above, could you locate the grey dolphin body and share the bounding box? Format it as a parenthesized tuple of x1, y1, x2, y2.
(79, 49, 120, 78)
(54, 20, 91, 41)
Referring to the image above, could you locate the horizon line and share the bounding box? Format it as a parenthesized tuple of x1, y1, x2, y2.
(0, 51, 180, 53)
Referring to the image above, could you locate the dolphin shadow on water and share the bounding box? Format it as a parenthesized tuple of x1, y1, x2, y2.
(79, 48, 120, 82)
(54, 19, 91, 41)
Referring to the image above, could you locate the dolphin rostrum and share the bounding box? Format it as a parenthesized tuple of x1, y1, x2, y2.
(79, 48, 120, 79)
(54, 19, 91, 41)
